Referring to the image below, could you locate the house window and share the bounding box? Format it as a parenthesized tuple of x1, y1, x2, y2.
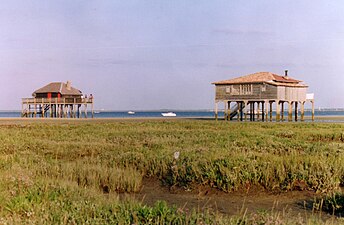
(227, 84, 252, 95)
(241, 84, 253, 95)
(231, 85, 240, 95)
(261, 84, 266, 92)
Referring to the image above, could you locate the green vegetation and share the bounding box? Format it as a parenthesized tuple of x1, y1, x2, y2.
(0, 119, 344, 223)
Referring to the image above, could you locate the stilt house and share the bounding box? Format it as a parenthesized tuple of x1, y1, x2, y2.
(212, 71, 315, 121)
(22, 81, 94, 118)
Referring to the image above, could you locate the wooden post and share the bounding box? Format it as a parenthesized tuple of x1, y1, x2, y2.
(244, 101, 248, 121)
(21, 99, 24, 117)
(251, 102, 254, 121)
(73, 98, 76, 118)
(224, 101, 227, 120)
(301, 101, 305, 121)
(269, 101, 273, 122)
(288, 101, 293, 122)
(63, 98, 66, 118)
(265, 101, 268, 122)
(276, 100, 280, 122)
(237, 101, 240, 121)
(49, 98, 52, 118)
(34, 98, 37, 117)
(78, 105, 81, 118)
(29, 104, 31, 118)
(252, 102, 256, 121)
(42, 98, 45, 118)
(26, 98, 29, 118)
(215, 101, 218, 121)
(84, 103, 88, 118)
(91, 100, 94, 119)
(261, 101, 265, 121)
(311, 100, 315, 121)
(294, 101, 298, 121)
(281, 102, 284, 121)
(55, 98, 58, 118)
(257, 102, 260, 121)
(227, 101, 231, 121)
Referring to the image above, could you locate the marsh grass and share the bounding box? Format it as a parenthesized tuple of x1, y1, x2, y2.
(1, 120, 344, 223)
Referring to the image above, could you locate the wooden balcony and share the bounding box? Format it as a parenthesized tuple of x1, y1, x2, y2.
(21, 97, 94, 105)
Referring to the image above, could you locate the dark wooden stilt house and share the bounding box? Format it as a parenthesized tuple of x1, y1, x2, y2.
(212, 71, 315, 121)
(22, 81, 94, 118)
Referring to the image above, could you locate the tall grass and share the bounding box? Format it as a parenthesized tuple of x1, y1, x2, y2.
(0, 120, 344, 223)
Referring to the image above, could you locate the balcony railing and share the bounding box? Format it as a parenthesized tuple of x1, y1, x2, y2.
(22, 97, 94, 104)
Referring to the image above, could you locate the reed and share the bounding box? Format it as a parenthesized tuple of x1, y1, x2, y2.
(0, 120, 344, 223)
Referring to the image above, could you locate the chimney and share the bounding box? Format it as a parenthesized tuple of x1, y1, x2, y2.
(284, 70, 288, 77)
(66, 81, 71, 90)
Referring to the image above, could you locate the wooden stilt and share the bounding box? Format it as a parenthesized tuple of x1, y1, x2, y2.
(281, 102, 284, 121)
(21, 99, 24, 117)
(55, 99, 58, 118)
(301, 101, 305, 121)
(311, 101, 315, 121)
(42, 99, 45, 118)
(49, 98, 52, 118)
(262, 101, 265, 121)
(215, 101, 218, 121)
(244, 101, 248, 121)
(269, 101, 273, 122)
(237, 101, 240, 121)
(85, 103, 88, 118)
(276, 100, 280, 122)
(224, 101, 227, 120)
(91, 102, 94, 118)
(252, 102, 256, 121)
(34, 98, 37, 117)
(249, 102, 252, 121)
(288, 101, 293, 122)
(228, 101, 231, 121)
(73, 98, 76, 118)
(294, 102, 298, 121)
(257, 102, 260, 121)
(26, 99, 29, 117)
(240, 102, 244, 121)
(265, 101, 268, 122)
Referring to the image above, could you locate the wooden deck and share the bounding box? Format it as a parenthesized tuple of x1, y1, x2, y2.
(21, 97, 94, 118)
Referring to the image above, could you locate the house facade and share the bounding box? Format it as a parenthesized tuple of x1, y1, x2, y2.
(212, 71, 314, 121)
(22, 81, 94, 118)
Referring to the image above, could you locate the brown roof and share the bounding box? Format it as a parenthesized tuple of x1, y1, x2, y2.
(32, 81, 82, 96)
(212, 72, 308, 87)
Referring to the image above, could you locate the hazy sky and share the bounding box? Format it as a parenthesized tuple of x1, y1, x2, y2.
(1, 1, 344, 110)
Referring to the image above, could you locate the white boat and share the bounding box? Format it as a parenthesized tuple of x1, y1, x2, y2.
(128, 111, 135, 115)
(161, 112, 176, 117)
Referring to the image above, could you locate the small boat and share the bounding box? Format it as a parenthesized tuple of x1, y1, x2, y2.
(94, 111, 100, 114)
(128, 111, 135, 115)
(161, 112, 176, 117)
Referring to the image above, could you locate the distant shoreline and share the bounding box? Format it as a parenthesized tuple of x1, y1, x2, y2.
(0, 115, 343, 123)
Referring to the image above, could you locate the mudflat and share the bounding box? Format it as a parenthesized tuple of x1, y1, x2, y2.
(0, 119, 343, 224)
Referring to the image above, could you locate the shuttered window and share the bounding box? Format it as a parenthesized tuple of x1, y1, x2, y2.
(226, 84, 252, 95)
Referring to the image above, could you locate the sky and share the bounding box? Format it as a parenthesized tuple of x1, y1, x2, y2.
(1, 0, 344, 110)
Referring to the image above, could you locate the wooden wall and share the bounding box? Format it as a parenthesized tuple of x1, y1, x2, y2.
(215, 83, 307, 101)
(277, 86, 307, 101)
(215, 83, 277, 100)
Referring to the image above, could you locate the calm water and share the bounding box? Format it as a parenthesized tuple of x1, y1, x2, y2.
(1, 110, 344, 121)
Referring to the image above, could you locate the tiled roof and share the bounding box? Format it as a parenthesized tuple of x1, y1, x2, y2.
(32, 82, 82, 96)
(212, 72, 307, 87)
